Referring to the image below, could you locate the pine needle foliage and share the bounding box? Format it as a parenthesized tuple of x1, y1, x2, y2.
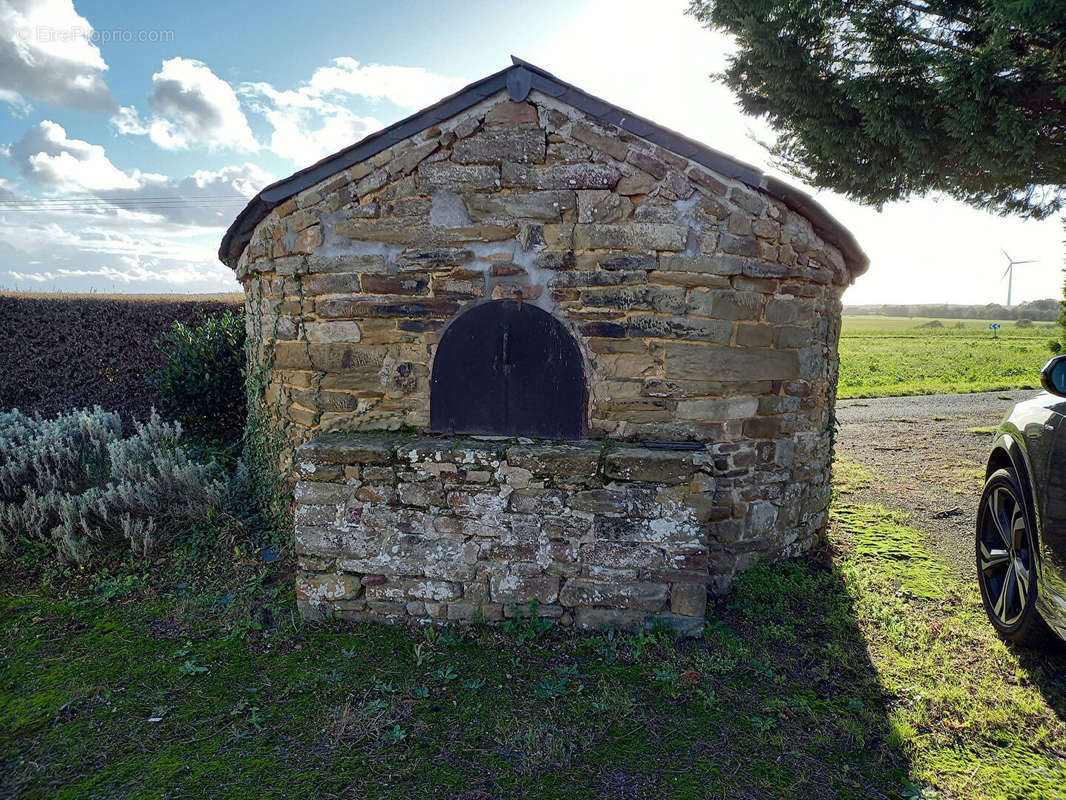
(687, 0, 1066, 217)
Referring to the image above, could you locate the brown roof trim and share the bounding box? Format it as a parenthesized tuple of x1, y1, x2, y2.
(219, 57, 868, 277)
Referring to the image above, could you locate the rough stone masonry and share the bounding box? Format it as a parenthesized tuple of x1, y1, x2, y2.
(220, 61, 866, 635)
(293, 434, 713, 636)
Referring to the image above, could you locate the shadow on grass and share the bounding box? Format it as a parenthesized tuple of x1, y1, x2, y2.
(690, 555, 911, 799)
(0, 551, 912, 800)
(1016, 636, 1066, 724)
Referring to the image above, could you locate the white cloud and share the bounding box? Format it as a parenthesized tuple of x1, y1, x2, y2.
(305, 58, 465, 108)
(145, 162, 274, 226)
(0, 209, 239, 292)
(0, 0, 114, 111)
(0, 176, 18, 200)
(10, 259, 229, 287)
(8, 119, 144, 191)
(109, 104, 147, 135)
(240, 58, 463, 162)
(243, 81, 382, 163)
(113, 57, 257, 151)
(112, 55, 463, 162)
(0, 199, 245, 291)
(0, 87, 31, 115)
(0, 119, 272, 292)
(5, 120, 273, 226)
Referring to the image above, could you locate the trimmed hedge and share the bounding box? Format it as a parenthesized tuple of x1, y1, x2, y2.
(0, 293, 243, 420)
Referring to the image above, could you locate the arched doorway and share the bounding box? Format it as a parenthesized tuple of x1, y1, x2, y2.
(430, 300, 585, 439)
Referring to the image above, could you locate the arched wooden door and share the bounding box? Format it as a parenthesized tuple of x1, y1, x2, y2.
(430, 300, 585, 440)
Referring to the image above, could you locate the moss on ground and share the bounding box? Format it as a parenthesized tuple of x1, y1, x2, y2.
(830, 507, 1066, 798)
(2, 497, 1065, 799)
(832, 457, 876, 496)
(832, 503, 950, 600)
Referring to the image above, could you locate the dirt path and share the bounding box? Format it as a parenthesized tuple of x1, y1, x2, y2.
(834, 389, 1035, 578)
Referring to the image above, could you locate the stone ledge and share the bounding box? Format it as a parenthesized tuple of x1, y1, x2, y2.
(294, 432, 712, 487)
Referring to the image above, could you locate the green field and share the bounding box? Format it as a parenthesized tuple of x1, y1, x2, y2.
(838, 315, 1057, 398)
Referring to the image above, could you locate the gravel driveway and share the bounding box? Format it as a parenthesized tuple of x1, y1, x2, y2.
(834, 389, 1035, 577)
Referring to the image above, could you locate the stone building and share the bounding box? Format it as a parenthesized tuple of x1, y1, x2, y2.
(220, 58, 867, 635)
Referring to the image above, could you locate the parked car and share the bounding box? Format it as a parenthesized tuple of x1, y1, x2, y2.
(979, 355, 1066, 646)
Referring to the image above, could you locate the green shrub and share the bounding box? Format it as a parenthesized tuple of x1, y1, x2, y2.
(0, 407, 231, 564)
(1016, 318, 1033, 328)
(1050, 339, 1063, 354)
(152, 309, 246, 452)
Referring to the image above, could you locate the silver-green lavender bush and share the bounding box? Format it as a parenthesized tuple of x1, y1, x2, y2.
(0, 407, 229, 563)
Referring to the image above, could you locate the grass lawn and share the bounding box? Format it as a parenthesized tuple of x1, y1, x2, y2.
(3, 468, 1066, 799)
(838, 315, 1057, 399)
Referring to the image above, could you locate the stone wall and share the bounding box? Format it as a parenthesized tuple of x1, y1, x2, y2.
(236, 89, 848, 448)
(232, 86, 854, 621)
(294, 433, 714, 635)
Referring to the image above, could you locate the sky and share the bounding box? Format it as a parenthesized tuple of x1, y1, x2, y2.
(0, 0, 1061, 305)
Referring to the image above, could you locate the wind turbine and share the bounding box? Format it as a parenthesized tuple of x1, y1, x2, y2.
(1001, 250, 1037, 311)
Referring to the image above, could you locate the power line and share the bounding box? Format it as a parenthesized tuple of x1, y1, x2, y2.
(0, 194, 254, 211)
(0, 194, 252, 203)
(0, 203, 251, 210)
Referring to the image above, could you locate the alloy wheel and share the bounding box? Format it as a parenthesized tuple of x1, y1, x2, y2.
(978, 481, 1034, 627)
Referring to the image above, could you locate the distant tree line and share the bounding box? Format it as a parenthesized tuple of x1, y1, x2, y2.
(844, 300, 1061, 322)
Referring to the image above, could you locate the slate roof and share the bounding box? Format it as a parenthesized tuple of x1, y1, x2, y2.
(219, 57, 867, 276)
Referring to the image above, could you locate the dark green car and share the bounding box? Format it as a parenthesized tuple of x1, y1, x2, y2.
(979, 355, 1066, 646)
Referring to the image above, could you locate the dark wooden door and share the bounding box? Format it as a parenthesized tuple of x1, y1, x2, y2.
(430, 300, 585, 440)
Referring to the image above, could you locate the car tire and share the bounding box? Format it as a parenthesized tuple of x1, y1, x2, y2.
(976, 468, 1054, 647)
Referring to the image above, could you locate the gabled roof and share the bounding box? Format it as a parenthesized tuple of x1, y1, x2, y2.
(219, 57, 867, 276)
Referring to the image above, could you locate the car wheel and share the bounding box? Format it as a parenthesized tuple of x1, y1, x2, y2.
(976, 468, 1052, 646)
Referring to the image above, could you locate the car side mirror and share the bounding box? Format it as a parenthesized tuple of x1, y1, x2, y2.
(1041, 355, 1066, 397)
